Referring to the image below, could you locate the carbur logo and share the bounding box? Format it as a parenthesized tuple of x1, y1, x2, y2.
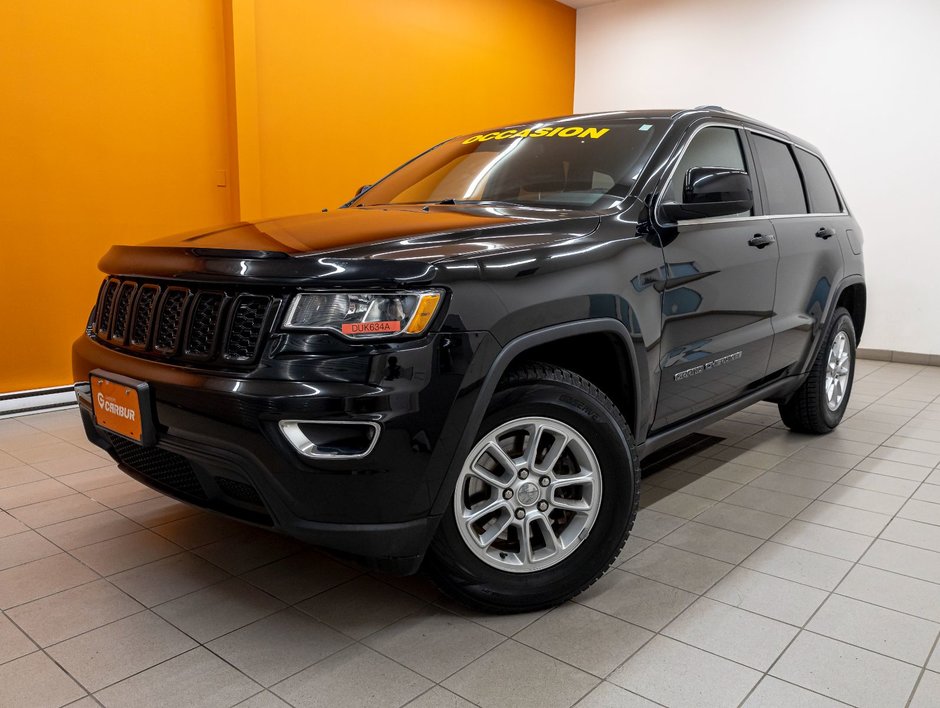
(96, 392, 136, 421)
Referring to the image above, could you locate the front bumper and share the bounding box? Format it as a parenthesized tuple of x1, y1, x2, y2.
(73, 329, 491, 572)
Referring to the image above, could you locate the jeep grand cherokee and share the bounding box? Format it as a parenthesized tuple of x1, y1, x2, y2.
(74, 106, 865, 612)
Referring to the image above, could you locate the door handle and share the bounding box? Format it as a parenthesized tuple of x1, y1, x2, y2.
(748, 233, 776, 249)
(815, 227, 836, 240)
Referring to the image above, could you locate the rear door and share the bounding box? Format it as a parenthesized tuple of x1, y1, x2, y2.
(653, 124, 779, 429)
(748, 133, 845, 374)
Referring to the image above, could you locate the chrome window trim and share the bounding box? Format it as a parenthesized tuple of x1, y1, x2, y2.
(675, 212, 848, 227)
(654, 120, 848, 228)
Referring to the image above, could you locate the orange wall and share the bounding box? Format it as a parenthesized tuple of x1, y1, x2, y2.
(0, 1, 234, 393)
(249, 0, 576, 217)
(0, 0, 575, 393)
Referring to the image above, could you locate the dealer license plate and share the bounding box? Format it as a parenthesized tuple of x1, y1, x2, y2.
(90, 371, 150, 443)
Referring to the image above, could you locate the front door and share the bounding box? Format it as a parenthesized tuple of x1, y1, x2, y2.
(653, 125, 779, 429)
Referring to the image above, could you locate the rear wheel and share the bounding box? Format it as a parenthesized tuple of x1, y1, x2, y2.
(779, 307, 856, 434)
(427, 363, 639, 613)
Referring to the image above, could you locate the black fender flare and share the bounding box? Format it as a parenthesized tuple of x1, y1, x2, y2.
(428, 317, 646, 518)
(796, 274, 866, 379)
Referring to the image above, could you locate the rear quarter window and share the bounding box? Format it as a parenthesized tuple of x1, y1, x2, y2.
(795, 148, 842, 214)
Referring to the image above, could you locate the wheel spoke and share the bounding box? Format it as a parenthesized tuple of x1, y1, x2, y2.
(463, 498, 508, 525)
(552, 496, 591, 512)
(524, 423, 546, 469)
(552, 473, 593, 490)
(532, 514, 559, 555)
(484, 442, 518, 476)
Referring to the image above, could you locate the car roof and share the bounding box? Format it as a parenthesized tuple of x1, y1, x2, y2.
(464, 107, 823, 157)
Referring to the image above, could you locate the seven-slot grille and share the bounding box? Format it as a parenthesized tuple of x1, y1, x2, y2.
(93, 278, 274, 365)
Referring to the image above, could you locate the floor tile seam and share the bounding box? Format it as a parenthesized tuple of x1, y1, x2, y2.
(713, 492, 812, 518)
(269, 602, 432, 687)
(783, 476, 940, 703)
(734, 631, 855, 708)
(833, 470, 931, 500)
(85, 637, 263, 699)
(793, 625, 939, 670)
(0, 572, 106, 614)
(395, 629, 604, 690)
(0, 486, 78, 511)
(17, 502, 135, 535)
(568, 585, 698, 637)
(57, 525, 188, 569)
(640, 477, 738, 504)
(801, 493, 908, 517)
(723, 513, 866, 601)
(767, 460, 857, 481)
(3, 605, 174, 700)
(740, 522, 879, 708)
(2, 645, 95, 706)
(12, 606, 153, 655)
(198, 623, 352, 695)
(5, 442, 111, 469)
(657, 529, 771, 557)
(604, 607, 794, 702)
(765, 520, 885, 561)
(881, 431, 940, 448)
(781, 513, 892, 539)
(744, 476, 838, 501)
(270, 630, 514, 706)
(903, 633, 940, 708)
(571, 684, 669, 708)
(684, 516, 803, 544)
(0, 512, 139, 618)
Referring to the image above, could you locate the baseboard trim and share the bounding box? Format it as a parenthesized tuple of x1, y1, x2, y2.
(858, 348, 940, 366)
(0, 386, 77, 417)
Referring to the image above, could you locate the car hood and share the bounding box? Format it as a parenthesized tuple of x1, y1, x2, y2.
(100, 205, 602, 285)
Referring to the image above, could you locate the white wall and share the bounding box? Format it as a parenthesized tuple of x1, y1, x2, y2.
(575, 0, 940, 355)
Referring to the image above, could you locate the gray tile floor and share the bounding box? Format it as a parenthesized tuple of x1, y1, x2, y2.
(2, 359, 940, 707)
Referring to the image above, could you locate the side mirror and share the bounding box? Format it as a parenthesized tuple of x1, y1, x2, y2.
(353, 184, 372, 199)
(661, 167, 753, 222)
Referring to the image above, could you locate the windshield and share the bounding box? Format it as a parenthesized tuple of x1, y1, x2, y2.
(353, 118, 667, 211)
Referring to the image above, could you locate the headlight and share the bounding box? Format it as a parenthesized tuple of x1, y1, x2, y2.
(282, 290, 443, 338)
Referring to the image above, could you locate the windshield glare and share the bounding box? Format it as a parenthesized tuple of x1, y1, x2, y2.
(355, 119, 666, 211)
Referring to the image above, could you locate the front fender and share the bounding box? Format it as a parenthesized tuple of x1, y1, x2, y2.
(426, 318, 651, 519)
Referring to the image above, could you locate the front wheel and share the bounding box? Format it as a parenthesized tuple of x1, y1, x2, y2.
(779, 307, 856, 434)
(426, 363, 639, 613)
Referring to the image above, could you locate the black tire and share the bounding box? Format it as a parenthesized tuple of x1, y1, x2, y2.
(778, 307, 856, 434)
(426, 362, 640, 613)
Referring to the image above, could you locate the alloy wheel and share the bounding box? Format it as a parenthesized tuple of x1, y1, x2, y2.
(453, 416, 602, 573)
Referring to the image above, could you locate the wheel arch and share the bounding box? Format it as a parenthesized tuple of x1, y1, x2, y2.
(836, 280, 866, 343)
(794, 275, 866, 380)
(428, 318, 647, 517)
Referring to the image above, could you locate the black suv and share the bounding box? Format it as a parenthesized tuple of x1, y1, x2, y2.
(74, 107, 865, 612)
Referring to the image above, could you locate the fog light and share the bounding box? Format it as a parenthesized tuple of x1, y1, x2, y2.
(278, 420, 380, 459)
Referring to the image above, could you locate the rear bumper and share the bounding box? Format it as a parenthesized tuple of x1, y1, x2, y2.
(73, 330, 492, 572)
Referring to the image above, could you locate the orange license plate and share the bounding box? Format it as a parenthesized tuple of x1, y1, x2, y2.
(90, 373, 147, 442)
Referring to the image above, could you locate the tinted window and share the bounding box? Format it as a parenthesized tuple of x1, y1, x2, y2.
(753, 135, 807, 215)
(795, 148, 841, 213)
(665, 127, 747, 206)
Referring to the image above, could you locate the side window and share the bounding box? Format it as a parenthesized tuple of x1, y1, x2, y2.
(665, 127, 748, 207)
(795, 148, 841, 213)
(752, 135, 807, 215)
